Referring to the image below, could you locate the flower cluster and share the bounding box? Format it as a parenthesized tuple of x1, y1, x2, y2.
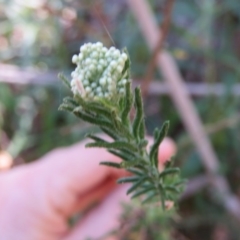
(70, 42, 129, 100)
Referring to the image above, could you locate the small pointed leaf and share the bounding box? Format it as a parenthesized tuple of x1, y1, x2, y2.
(150, 121, 169, 167)
(159, 168, 180, 179)
(58, 73, 71, 89)
(127, 176, 148, 195)
(132, 87, 145, 140)
(100, 162, 121, 168)
(131, 186, 155, 199)
(117, 176, 140, 184)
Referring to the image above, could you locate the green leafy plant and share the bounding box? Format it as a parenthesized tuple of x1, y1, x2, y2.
(59, 42, 185, 209)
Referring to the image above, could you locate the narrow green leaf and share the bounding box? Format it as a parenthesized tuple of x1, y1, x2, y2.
(139, 121, 145, 140)
(88, 103, 112, 119)
(100, 127, 119, 140)
(58, 103, 74, 112)
(132, 87, 145, 140)
(117, 176, 140, 184)
(159, 168, 180, 179)
(120, 160, 139, 168)
(110, 110, 121, 130)
(75, 96, 112, 119)
(127, 168, 144, 176)
(153, 128, 160, 141)
(121, 48, 131, 78)
(86, 141, 138, 152)
(164, 156, 175, 168)
(159, 184, 166, 210)
(138, 139, 148, 148)
(73, 109, 112, 129)
(127, 176, 148, 195)
(58, 73, 71, 89)
(108, 150, 135, 162)
(150, 121, 170, 167)
(153, 151, 158, 170)
(165, 185, 180, 194)
(173, 179, 187, 187)
(131, 186, 155, 199)
(63, 97, 78, 106)
(119, 96, 125, 112)
(85, 134, 106, 143)
(142, 191, 158, 204)
(121, 81, 133, 126)
(100, 162, 121, 169)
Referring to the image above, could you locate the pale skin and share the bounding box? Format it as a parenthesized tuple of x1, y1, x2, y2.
(0, 136, 176, 240)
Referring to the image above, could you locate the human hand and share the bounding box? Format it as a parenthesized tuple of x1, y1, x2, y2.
(0, 136, 176, 240)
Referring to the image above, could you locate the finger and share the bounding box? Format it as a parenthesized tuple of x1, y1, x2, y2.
(0, 137, 121, 239)
(64, 185, 130, 240)
(146, 137, 177, 171)
(158, 137, 177, 166)
(29, 136, 121, 218)
(70, 136, 177, 214)
(0, 150, 13, 171)
(22, 135, 176, 225)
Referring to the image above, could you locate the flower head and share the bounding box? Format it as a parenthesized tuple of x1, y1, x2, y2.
(70, 42, 129, 100)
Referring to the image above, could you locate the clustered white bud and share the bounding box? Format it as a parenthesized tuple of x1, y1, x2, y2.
(70, 42, 129, 100)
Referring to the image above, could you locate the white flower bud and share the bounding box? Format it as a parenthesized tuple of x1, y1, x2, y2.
(99, 77, 107, 86)
(103, 70, 109, 76)
(99, 52, 104, 58)
(116, 65, 123, 73)
(78, 53, 83, 60)
(102, 47, 107, 53)
(71, 79, 76, 86)
(80, 44, 87, 52)
(121, 53, 128, 61)
(122, 79, 127, 85)
(83, 80, 89, 86)
(97, 65, 103, 72)
(107, 57, 112, 63)
(85, 58, 91, 65)
(109, 46, 115, 52)
(70, 42, 131, 100)
(78, 73, 84, 80)
(118, 58, 125, 66)
(110, 60, 117, 68)
(105, 51, 111, 58)
(91, 82, 97, 88)
(89, 64, 95, 71)
(71, 71, 76, 78)
(113, 49, 120, 58)
(91, 52, 98, 58)
(92, 44, 98, 50)
(119, 88, 125, 93)
(99, 59, 105, 65)
(72, 55, 78, 63)
(107, 77, 112, 84)
(85, 86, 91, 93)
(85, 71, 91, 78)
(96, 42, 103, 48)
(96, 86, 102, 93)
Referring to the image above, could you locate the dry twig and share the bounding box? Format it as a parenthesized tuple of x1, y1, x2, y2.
(127, 0, 240, 224)
(142, 0, 175, 98)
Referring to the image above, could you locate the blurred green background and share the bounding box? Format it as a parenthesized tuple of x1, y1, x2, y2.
(1, 0, 240, 239)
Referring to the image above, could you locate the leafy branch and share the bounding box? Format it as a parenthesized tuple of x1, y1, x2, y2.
(58, 43, 186, 210)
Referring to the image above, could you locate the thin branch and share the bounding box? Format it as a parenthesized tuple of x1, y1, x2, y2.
(142, 0, 175, 98)
(127, 0, 240, 224)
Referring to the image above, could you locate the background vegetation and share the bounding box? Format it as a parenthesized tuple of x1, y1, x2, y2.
(1, 0, 240, 239)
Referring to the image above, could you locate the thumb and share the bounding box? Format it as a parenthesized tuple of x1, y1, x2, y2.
(0, 136, 122, 240)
